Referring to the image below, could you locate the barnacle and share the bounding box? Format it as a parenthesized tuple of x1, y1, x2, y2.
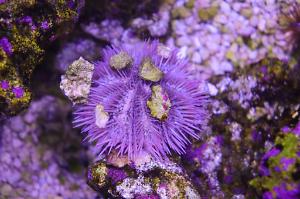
(74, 41, 210, 160)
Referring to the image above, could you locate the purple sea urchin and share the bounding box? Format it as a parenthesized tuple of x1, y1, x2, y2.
(74, 41, 210, 160)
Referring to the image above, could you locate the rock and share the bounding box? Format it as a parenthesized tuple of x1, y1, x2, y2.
(192, 51, 202, 64)
(139, 58, 163, 82)
(206, 58, 300, 198)
(87, 158, 200, 199)
(109, 51, 133, 70)
(257, 17, 266, 32)
(240, 7, 253, 19)
(116, 176, 152, 198)
(172, 7, 191, 18)
(197, 6, 219, 21)
(220, 2, 231, 13)
(55, 39, 100, 72)
(176, 36, 191, 46)
(107, 151, 130, 168)
(0, 0, 82, 116)
(60, 57, 94, 104)
(131, 3, 171, 37)
(214, 14, 228, 24)
(148, 10, 170, 37)
(207, 83, 218, 96)
(87, 162, 107, 190)
(147, 85, 171, 121)
(0, 184, 13, 196)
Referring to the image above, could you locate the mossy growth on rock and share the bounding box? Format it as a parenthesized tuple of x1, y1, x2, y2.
(0, 0, 82, 116)
(182, 58, 300, 198)
(250, 132, 300, 198)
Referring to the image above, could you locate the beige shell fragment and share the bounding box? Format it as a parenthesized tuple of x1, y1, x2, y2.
(109, 51, 133, 70)
(147, 85, 171, 121)
(139, 58, 163, 82)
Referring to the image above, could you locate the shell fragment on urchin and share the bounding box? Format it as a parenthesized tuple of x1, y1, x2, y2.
(60, 57, 94, 104)
(109, 51, 133, 70)
(147, 85, 171, 121)
(73, 41, 210, 160)
(139, 57, 163, 82)
(95, 104, 109, 128)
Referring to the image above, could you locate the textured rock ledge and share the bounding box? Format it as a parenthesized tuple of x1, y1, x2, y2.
(87, 153, 200, 199)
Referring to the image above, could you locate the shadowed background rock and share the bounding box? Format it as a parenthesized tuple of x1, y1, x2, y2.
(0, 0, 83, 116)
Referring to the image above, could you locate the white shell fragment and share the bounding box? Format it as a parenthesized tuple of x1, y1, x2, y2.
(95, 104, 109, 128)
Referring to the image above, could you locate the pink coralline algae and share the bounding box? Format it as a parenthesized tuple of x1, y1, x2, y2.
(293, 121, 300, 136)
(273, 183, 300, 199)
(0, 80, 9, 90)
(259, 148, 280, 176)
(0, 37, 12, 55)
(280, 157, 295, 171)
(12, 87, 24, 98)
(40, 21, 50, 30)
(18, 16, 37, 30)
(19, 16, 33, 25)
(184, 136, 223, 178)
(74, 41, 210, 160)
(263, 191, 273, 199)
(107, 168, 128, 184)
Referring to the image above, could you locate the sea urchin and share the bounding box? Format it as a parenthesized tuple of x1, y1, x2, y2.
(73, 41, 210, 160)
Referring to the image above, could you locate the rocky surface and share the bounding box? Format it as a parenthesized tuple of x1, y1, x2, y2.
(0, 96, 97, 199)
(88, 154, 200, 199)
(0, 0, 83, 116)
(1, 0, 300, 199)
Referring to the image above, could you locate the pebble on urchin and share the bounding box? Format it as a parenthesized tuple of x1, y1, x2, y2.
(73, 41, 210, 160)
